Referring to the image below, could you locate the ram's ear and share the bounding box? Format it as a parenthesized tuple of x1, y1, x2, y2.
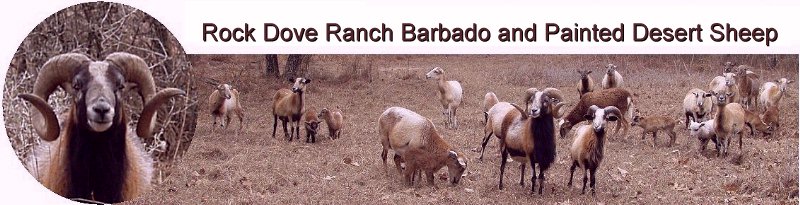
(303, 78, 312, 84)
(449, 150, 458, 159)
(287, 77, 296, 83)
(587, 70, 592, 74)
(703, 93, 712, 98)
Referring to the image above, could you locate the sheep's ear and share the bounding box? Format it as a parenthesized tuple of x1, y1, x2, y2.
(287, 77, 295, 83)
(448, 150, 458, 159)
(587, 70, 592, 74)
(698, 123, 705, 128)
(303, 78, 312, 84)
(692, 92, 698, 98)
(788, 80, 794, 84)
(703, 93, 712, 98)
(583, 113, 594, 121)
(607, 115, 619, 122)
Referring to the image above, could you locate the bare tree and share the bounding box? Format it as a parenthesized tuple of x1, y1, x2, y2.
(265, 54, 279, 78)
(285, 54, 307, 78)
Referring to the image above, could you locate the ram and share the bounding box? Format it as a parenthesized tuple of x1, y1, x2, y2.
(20, 52, 184, 203)
(494, 88, 565, 194)
(426, 67, 463, 129)
(379, 107, 467, 186)
(271, 77, 311, 141)
(558, 88, 633, 139)
(567, 105, 621, 195)
(208, 83, 244, 133)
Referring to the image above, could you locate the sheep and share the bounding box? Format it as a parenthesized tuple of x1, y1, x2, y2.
(733, 65, 760, 108)
(688, 119, 718, 153)
(426, 67, 463, 129)
(478, 102, 516, 160)
(19, 52, 185, 203)
(742, 108, 773, 136)
(208, 83, 244, 133)
(757, 78, 793, 112)
(493, 88, 565, 194)
(709, 90, 746, 156)
(761, 105, 780, 130)
(318, 107, 344, 140)
(558, 88, 633, 139)
(482, 92, 499, 123)
(567, 105, 621, 195)
(723, 61, 737, 73)
(600, 64, 623, 89)
(303, 108, 321, 143)
(683, 88, 713, 128)
(630, 111, 678, 147)
(378, 107, 467, 186)
(708, 73, 739, 104)
(271, 77, 311, 141)
(576, 69, 595, 97)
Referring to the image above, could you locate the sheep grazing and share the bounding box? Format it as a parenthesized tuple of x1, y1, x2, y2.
(426, 67, 463, 129)
(683, 88, 713, 128)
(567, 105, 621, 195)
(601, 64, 623, 89)
(761, 105, 780, 130)
(20, 52, 185, 203)
(208, 83, 244, 133)
(378, 107, 467, 186)
(318, 107, 344, 140)
(709, 90, 746, 156)
(482, 92, 499, 123)
(271, 77, 311, 141)
(495, 88, 565, 194)
(688, 119, 718, 153)
(303, 108, 321, 143)
(757, 78, 793, 112)
(630, 111, 678, 147)
(742, 109, 773, 136)
(576, 69, 595, 97)
(558, 88, 633, 139)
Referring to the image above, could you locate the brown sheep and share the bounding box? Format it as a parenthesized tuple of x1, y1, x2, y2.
(710, 90, 746, 156)
(271, 77, 311, 141)
(576, 69, 595, 97)
(558, 88, 633, 139)
(208, 83, 244, 134)
(303, 108, 321, 143)
(630, 111, 678, 147)
(379, 107, 467, 186)
(319, 107, 344, 140)
(568, 105, 621, 195)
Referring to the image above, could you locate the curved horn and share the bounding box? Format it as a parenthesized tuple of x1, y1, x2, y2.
(543, 88, 565, 118)
(523, 88, 538, 109)
(510, 103, 529, 120)
(136, 88, 185, 139)
(604, 106, 623, 121)
(105, 52, 156, 103)
(28, 53, 91, 140)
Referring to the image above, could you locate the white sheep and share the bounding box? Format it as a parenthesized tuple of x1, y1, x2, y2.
(682, 88, 712, 128)
(688, 119, 718, 153)
(482, 92, 499, 123)
(426, 67, 463, 129)
(601, 64, 623, 89)
(757, 78, 793, 112)
(208, 83, 244, 133)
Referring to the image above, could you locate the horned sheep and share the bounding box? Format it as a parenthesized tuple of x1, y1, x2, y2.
(558, 88, 633, 139)
(567, 105, 621, 195)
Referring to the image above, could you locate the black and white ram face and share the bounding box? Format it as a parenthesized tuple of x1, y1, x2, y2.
(527, 91, 558, 118)
(584, 105, 620, 133)
(425, 67, 444, 80)
(72, 62, 126, 132)
(288, 77, 311, 93)
(216, 84, 232, 99)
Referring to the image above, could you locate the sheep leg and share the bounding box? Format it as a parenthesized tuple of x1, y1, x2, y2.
(529, 156, 536, 194)
(452, 107, 458, 129)
(568, 161, 577, 187)
(589, 168, 597, 196)
(403, 164, 417, 186)
(272, 115, 278, 138)
(294, 121, 301, 140)
(479, 131, 493, 161)
(519, 163, 525, 186)
(685, 112, 692, 128)
(282, 120, 290, 141)
(668, 130, 676, 147)
(652, 131, 658, 148)
(225, 115, 232, 129)
(498, 148, 508, 190)
(212, 116, 218, 134)
(537, 166, 545, 194)
(236, 108, 244, 131)
(581, 169, 588, 195)
(392, 154, 403, 173)
(738, 131, 743, 151)
(425, 170, 435, 186)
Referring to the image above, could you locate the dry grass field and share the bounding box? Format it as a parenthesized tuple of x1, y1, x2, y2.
(130, 54, 798, 204)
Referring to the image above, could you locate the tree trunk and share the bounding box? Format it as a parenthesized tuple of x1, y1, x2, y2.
(284, 54, 306, 79)
(265, 54, 279, 78)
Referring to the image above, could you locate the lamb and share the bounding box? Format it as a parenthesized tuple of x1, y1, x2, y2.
(318, 107, 344, 140)
(683, 88, 713, 128)
(558, 88, 633, 139)
(303, 108, 321, 143)
(208, 83, 244, 133)
(567, 105, 621, 195)
(630, 111, 678, 147)
(757, 78, 793, 112)
(709, 90, 746, 156)
(426, 67, 463, 129)
(19, 52, 185, 203)
(494, 88, 565, 194)
(688, 119, 718, 153)
(601, 64, 623, 89)
(576, 69, 595, 97)
(378, 107, 467, 186)
(482, 92, 499, 123)
(271, 77, 311, 141)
